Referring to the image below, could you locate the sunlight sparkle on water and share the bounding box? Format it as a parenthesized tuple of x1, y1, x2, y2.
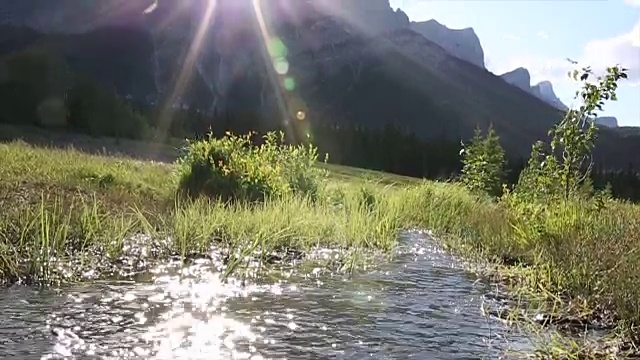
(141, 267, 267, 359)
(33, 234, 535, 359)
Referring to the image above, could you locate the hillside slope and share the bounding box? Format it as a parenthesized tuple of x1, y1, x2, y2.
(0, 18, 637, 169)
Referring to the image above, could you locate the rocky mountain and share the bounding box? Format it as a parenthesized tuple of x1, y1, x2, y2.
(593, 116, 619, 128)
(500, 68, 620, 128)
(0, 0, 152, 33)
(499, 67, 531, 92)
(530, 80, 569, 111)
(0, 0, 636, 168)
(499, 68, 568, 110)
(410, 20, 485, 69)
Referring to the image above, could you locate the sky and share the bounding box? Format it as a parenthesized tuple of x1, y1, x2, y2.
(389, 0, 640, 127)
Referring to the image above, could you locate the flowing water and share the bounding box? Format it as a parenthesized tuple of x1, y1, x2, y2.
(0, 231, 534, 359)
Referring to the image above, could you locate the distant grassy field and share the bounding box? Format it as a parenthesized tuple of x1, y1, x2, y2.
(318, 162, 424, 185)
(0, 123, 422, 186)
(0, 123, 181, 163)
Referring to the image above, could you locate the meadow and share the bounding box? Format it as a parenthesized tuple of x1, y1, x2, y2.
(0, 128, 638, 356)
(0, 64, 637, 357)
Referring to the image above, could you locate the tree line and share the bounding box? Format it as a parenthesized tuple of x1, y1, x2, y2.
(2, 50, 639, 202)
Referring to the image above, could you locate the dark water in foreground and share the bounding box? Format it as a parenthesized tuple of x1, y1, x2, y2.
(0, 231, 533, 359)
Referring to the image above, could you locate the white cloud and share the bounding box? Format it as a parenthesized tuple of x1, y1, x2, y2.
(581, 18, 640, 83)
(625, 0, 640, 7)
(537, 31, 549, 40)
(492, 55, 572, 84)
(493, 17, 640, 86)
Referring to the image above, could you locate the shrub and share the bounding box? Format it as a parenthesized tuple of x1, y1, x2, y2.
(175, 131, 324, 202)
(66, 77, 149, 139)
(459, 125, 506, 197)
(510, 65, 628, 205)
(0, 50, 72, 126)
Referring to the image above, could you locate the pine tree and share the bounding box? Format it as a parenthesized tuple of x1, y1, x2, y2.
(460, 125, 506, 197)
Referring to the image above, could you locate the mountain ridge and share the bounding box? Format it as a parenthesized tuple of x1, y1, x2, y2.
(0, 0, 636, 169)
(499, 68, 621, 128)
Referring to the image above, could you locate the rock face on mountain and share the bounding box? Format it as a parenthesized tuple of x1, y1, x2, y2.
(531, 81, 569, 111)
(594, 116, 619, 128)
(324, 0, 410, 34)
(0, 0, 153, 33)
(0, 0, 634, 167)
(500, 69, 568, 110)
(0, 0, 486, 100)
(499, 67, 531, 92)
(500, 69, 621, 128)
(410, 20, 485, 68)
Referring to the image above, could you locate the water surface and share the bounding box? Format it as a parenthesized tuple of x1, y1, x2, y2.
(0, 231, 532, 359)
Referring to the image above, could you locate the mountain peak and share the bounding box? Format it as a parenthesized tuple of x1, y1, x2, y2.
(499, 70, 569, 111)
(409, 19, 485, 68)
(531, 81, 568, 111)
(420, 19, 476, 33)
(499, 67, 531, 91)
(535, 80, 554, 91)
(594, 116, 619, 128)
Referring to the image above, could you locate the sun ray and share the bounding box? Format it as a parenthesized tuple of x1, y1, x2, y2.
(152, 0, 217, 145)
(145, 0, 432, 150)
(250, 0, 300, 143)
(67, 0, 153, 32)
(144, 1, 158, 15)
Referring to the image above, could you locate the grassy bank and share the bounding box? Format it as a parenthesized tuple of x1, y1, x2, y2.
(0, 138, 436, 283)
(454, 66, 640, 357)
(2, 138, 639, 309)
(1, 131, 639, 355)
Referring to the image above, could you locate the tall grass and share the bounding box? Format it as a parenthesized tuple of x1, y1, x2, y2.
(0, 136, 432, 283)
(0, 193, 140, 284)
(445, 65, 640, 355)
(3, 130, 640, 354)
(0, 181, 424, 283)
(0, 135, 490, 285)
(395, 182, 640, 331)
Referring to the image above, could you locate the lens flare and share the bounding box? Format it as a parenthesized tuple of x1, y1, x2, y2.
(274, 57, 289, 75)
(284, 77, 296, 91)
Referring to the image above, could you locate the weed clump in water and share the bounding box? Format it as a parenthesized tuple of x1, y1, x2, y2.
(0, 131, 422, 284)
(175, 131, 324, 202)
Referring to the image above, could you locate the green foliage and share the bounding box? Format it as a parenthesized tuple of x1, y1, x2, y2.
(0, 50, 72, 126)
(456, 65, 640, 337)
(498, 63, 629, 273)
(509, 64, 628, 204)
(0, 49, 149, 139)
(175, 131, 324, 202)
(460, 125, 506, 197)
(66, 77, 149, 139)
(509, 141, 561, 204)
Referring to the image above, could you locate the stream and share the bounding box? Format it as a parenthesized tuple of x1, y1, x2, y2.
(0, 230, 533, 359)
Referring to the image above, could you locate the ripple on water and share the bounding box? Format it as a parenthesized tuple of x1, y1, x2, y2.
(0, 231, 533, 359)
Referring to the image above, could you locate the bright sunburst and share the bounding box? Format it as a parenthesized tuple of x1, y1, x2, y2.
(141, 0, 394, 147)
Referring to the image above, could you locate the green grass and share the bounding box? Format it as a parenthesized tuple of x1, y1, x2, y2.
(2, 138, 640, 356)
(318, 162, 424, 186)
(0, 139, 433, 283)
